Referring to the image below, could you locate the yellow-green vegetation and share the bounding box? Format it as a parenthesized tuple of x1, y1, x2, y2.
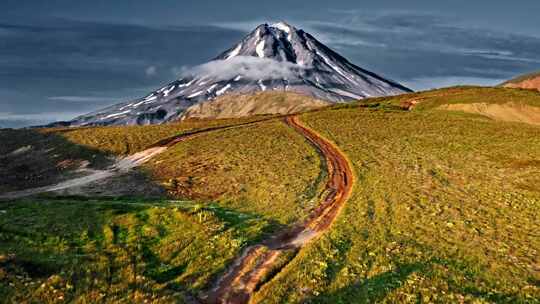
(49, 116, 271, 156)
(4, 86, 540, 303)
(0, 197, 274, 303)
(356, 86, 540, 110)
(182, 91, 328, 120)
(145, 119, 326, 225)
(1, 117, 270, 193)
(252, 97, 540, 303)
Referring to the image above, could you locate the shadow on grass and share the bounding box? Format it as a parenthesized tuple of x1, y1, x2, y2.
(1, 196, 281, 302)
(0, 128, 112, 194)
(0, 198, 191, 298)
(195, 202, 285, 242)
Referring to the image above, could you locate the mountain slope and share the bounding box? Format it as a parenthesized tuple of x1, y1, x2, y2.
(182, 91, 329, 120)
(501, 70, 540, 91)
(65, 22, 411, 126)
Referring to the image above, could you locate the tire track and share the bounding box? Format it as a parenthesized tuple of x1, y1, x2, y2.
(202, 115, 354, 304)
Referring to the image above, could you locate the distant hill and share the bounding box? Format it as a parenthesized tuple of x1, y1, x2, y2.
(500, 70, 540, 91)
(364, 86, 540, 126)
(181, 91, 329, 120)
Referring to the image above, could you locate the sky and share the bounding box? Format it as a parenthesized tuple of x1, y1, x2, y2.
(1, 0, 540, 127)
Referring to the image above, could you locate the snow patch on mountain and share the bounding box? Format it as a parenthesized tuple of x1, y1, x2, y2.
(226, 44, 242, 60)
(216, 84, 232, 96)
(256, 40, 265, 58)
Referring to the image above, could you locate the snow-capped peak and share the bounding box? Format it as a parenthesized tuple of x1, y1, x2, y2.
(270, 21, 293, 33)
(64, 21, 412, 126)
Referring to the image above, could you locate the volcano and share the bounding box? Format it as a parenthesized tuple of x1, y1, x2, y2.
(65, 22, 412, 126)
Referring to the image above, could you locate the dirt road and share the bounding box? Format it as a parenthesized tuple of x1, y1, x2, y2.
(202, 115, 354, 304)
(0, 114, 354, 303)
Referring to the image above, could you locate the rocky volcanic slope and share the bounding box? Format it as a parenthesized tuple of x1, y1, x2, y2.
(65, 22, 412, 126)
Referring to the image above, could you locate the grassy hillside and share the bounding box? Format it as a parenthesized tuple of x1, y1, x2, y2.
(353, 86, 540, 126)
(0, 117, 271, 194)
(49, 116, 271, 156)
(353, 86, 540, 110)
(0, 117, 325, 302)
(0, 197, 273, 303)
(145, 119, 326, 225)
(253, 101, 540, 303)
(2, 86, 540, 303)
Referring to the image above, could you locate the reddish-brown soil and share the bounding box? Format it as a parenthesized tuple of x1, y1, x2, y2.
(202, 115, 354, 304)
(503, 76, 540, 91)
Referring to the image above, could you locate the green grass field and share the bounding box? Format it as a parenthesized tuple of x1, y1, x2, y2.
(253, 103, 540, 303)
(0, 116, 271, 194)
(144, 119, 326, 225)
(0, 197, 275, 303)
(50, 116, 271, 156)
(2, 87, 540, 303)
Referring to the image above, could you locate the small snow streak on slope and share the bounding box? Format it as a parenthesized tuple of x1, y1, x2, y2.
(329, 88, 364, 100)
(102, 110, 130, 119)
(216, 84, 232, 96)
(317, 51, 350, 80)
(130, 100, 147, 108)
(272, 22, 292, 40)
(258, 79, 267, 91)
(207, 84, 218, 93)
(188, 91, 204, 98)
(163, 85, 176, 97)
(256, 40, 266, 58)
(178, 79, 196, 88)
(143, 93, 156, 100)
(226, 44, 242, 60)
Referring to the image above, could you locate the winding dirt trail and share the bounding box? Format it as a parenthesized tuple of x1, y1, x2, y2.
(1, 114, 354, 303)
(202, 115, 354, 304)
